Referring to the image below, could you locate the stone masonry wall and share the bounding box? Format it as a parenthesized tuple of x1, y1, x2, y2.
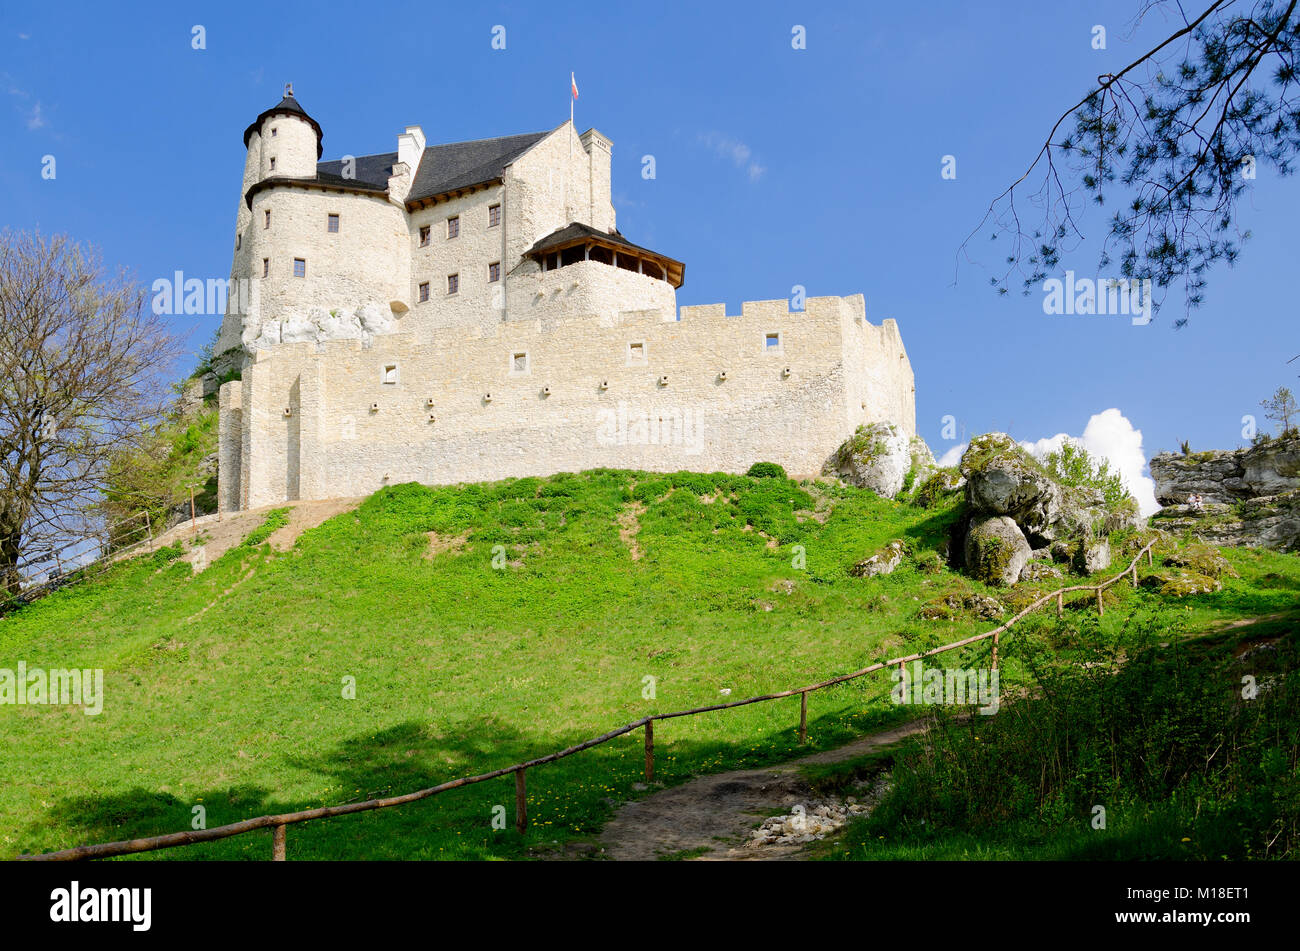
(222, 293, 916, 509)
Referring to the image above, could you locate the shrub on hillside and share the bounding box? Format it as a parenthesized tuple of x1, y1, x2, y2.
(746, 462, 787, 479)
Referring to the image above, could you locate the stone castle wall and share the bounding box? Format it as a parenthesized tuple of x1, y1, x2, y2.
(220, 293, 915, 509)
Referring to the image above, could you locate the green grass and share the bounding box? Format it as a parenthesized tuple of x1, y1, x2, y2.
(1, 469, 1297, 860)
(817, 613, 1300, 861)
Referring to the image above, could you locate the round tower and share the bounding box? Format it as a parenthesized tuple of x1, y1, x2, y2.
(242, 83, 323, 181)
(217, 85, 325, 363)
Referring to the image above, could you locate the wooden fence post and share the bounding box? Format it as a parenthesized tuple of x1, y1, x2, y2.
(1147, 548, 1153, 566)
(1095, 588, 1104, 616)
(1057, 591, 1063, 618)
(515, 769, 527, 834)
(144, 512, 153, 552)
(798, 691, 807, 745)
(992, 630, 999, 671)
(1131, 563, 1138, 587)
(190, 488, 197, 535)
(644, 719, 654, 782)
(271, 824, 286, 861)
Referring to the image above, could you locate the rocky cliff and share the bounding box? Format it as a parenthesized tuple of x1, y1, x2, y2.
(1149, 435, 1300, 551)
(1150, 436, 1300, 505)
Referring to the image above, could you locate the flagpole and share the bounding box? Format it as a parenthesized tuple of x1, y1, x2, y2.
(568, 72, 574, 222)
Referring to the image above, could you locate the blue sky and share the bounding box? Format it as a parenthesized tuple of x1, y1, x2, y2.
(2, 0, 1295, 492)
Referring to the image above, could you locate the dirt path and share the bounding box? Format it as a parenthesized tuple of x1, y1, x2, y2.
(595, 719, 928, 861)
(146, 497, 362, 570)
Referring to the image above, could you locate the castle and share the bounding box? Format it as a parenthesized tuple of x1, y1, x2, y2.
(216, 87, 916, 511)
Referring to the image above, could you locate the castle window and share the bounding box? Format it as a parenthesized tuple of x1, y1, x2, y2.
(293, 258, 306, 278)
(327, 214, 340, 233)
(488, 204, 501, 227)
(418, 282, 429, 302)
(560, 245, 586, 267)
(447, 273, 459, 295)
(627, 341, 646, 365)
(236, 234, 241, 250)
(419, 225, 431, 247)
(447, 216, 459, 239)
(544, 252, 559, 271)
(269, 157, 276, 171)
(262, 258, 269, 277)
(488, 261, 501, 283)
(511, 351, 529, 374)
(642, 260, 663, 281)
(271, 127, 277, 137)
(764, 332, 782, 352)
(264, 210, 271, 229)
(589, 246, 612, 266)
(383, 365, 398, 385)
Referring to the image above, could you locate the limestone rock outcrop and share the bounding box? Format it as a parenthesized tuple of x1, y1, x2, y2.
(849, 539, 906, 578)
(1150, 436, 1300, 505)
(1148, 436, 1300, 551)
(960, 434, 1063, 542)
(245, 302, 398, 351)
(964, 515, 1032, 587)
(827, 422, 913, 499)
(1150, 492, 1300, 552)
(1072, 537, 1112, 575)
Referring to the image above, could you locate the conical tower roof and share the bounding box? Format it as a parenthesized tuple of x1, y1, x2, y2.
(242, 84, 323, 157)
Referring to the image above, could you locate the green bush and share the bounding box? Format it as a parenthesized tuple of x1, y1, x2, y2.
(746, 462, 787, 479)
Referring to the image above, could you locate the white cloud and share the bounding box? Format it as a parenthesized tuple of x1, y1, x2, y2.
(937, 443, 965, 467)
(26, 101, 44, 130)
(931, 409, 1160, 516)
(698, 132, 765, 183)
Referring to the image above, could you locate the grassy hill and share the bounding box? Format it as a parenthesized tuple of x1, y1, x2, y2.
(2, 469, 1297, 860)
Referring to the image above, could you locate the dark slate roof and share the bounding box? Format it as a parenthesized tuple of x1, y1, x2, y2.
(317, 152, 397, 190)
(407, 131, 550, 205)
(244, 167, 389, 208)
(526, 222, 685, 287)
(243, 94, 324, 157)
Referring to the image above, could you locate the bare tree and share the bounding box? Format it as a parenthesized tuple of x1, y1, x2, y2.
(0, 230, 178, 595)
(962, 0, 1300, 321)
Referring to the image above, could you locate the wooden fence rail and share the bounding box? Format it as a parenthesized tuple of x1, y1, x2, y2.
(2, 511, 154, 612)
(19, 539, 1157, 862)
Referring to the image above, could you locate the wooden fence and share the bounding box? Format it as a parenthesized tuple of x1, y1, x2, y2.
(19, 539, 1157, 862)
(1, 511, 153, 613)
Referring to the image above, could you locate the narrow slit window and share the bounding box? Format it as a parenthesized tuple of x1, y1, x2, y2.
(269, 157, 276, 171)
(262, 258, 269, 277)
(264, 209, 271, 229)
